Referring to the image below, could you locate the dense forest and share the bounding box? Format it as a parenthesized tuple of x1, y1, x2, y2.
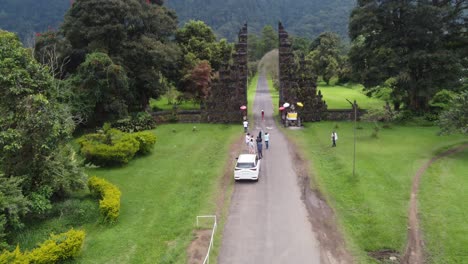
(167, 0, 355, 40)
(0, 0, 355, 43)
(0, 0, 70, 45)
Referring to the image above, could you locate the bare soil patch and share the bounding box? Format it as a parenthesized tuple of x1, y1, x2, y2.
(288, 138, 355, 264)
(368, 249, 400, 263)
(186, 135, 244, 263)
(401, 143, 468, 264)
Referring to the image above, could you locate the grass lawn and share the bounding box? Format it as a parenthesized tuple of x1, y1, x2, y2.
(285, 122, 467, 263)
(150, 97, 200, 111)
(247, 74, 259, 122)
(11, 124, 240, 264)
(318, 82, 385, 110)
(419, 149, 468, 264)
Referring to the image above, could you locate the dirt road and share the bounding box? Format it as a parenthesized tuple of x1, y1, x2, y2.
(218, 74, 322, 263)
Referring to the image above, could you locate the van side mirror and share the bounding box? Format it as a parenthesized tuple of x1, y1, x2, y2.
(235, 157, 238, 160)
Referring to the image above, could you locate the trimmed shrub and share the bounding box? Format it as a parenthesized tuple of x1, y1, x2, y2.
(0, 246, 28, 264)
(0, 229, 85, 264)
(78, 129, 140, 166)
(133, 131, 157, 154)
(112, 112, 156, 132)
(88, 176, 121, 222)
(78, 127, 156, 166)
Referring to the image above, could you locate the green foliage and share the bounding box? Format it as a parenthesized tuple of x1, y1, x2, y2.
(132, 132, 157, 154)
(307, 32, 342, 85)
(78, 129, 140, 166)
(0, 229, 85, 263)
(429, 89, 457, 110)
(88, 176, 121, 222)
(78, 127, 157, 166)
(68, 52, 129, 126)
(438, 91, 468, 135)
(53, 0, 180, 114)
(349, 1, 465, 111)
(0, 175, 29, 250)
(0, 30, 85, 222)
(167, 0, 355, 41)
(112, 112, 157, 133)
(259, 25, 278, 56)
(0, 0, 69, 45)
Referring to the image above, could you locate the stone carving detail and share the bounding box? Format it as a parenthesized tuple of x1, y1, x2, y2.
(205, 24, 248, 123)
(278, 22, 327, 122)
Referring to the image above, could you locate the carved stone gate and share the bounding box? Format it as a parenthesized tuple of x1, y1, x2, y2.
(278, 22, 327, 122)
(204, 24, 248, 123)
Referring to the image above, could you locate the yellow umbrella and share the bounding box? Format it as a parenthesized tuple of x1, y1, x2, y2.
(297, 102, 304, 107)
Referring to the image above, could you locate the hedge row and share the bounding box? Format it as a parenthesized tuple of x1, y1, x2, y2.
(0, 229, 85, 263)
(88, 176, 121, 222)
(78, 128, 156, 166)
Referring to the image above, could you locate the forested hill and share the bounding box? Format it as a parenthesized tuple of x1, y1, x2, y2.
(0, 0, 69, 44)
(166, 0, 356, 40)
(0, 0, 355, 43)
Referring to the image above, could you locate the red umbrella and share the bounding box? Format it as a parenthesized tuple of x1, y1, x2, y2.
(240, 105, 247, 110)
(279, 106, 285, 111)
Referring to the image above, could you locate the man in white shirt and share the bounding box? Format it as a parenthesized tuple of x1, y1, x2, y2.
(243, 120, 248, 133)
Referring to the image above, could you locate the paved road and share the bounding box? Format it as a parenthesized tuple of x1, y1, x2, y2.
(218, 74, 322, 264)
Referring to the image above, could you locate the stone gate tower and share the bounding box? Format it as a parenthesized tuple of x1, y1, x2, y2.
(278, 22, 327, 121)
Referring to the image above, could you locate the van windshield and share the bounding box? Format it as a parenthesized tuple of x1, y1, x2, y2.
(236, 162, 255, 169)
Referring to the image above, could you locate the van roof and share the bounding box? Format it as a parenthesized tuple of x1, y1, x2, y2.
(238, 154, 257, 163)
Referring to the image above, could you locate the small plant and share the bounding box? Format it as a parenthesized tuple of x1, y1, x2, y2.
(0, 229, 85, 263)
(88, 176, 121, 223)
(334, 123, 339, 129)
(371, 122, 380, 138)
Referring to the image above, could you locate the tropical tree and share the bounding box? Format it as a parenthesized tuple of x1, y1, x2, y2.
(53, 0, 180, 113)
(260, 25, 278, 56)
(0, 30, 85, 219)
(307, 32, 342, 85)
(438, 91, 468, 134)
(349, 0, 466, 111)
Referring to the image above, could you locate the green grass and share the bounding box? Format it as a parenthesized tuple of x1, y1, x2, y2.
(150, 97, 200, 111)
(419, 149, 468, 264)
(12, 124, 240, 263)
(247, 74, 259, 122)
(266, 74, 279, 116)
(318, 82, 385, 110)
(285, 122, 467, 263)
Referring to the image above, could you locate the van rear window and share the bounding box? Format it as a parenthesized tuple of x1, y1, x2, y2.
(236, 162, 255, 169)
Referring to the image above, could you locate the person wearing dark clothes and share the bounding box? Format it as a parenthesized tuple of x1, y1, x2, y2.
(261, 110, 264, 121)
(257, 131, 262, 142)
(257, 140, 263, 159)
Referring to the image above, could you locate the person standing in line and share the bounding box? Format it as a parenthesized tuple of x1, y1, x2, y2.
(256, 138, 263, 159)
(264, 132, 270, 149)
(248, 138, 255, 154)
(243, 119, 248, 133)
(331, 131, 338, 147)
(245, 133, 251, 146)
(261, 110, 265, 121)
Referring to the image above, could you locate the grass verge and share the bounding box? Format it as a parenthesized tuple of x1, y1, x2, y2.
(266, 74, 279, 116)
(150, 97, 200, 111)
(318, 82, 385, 110)
(285, 122, 467, 263)
(419, 149, 468, 263)
(11, 124, 240, 264)
(247, 74, 259, 122)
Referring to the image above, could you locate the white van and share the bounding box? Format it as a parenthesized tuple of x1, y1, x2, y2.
(234, 154, 261, 181)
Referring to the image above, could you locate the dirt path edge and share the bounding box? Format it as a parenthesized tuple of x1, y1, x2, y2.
(401, 143, 468, 264)
(286, 133, 355, 264)
(187, 135, 244, 264)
